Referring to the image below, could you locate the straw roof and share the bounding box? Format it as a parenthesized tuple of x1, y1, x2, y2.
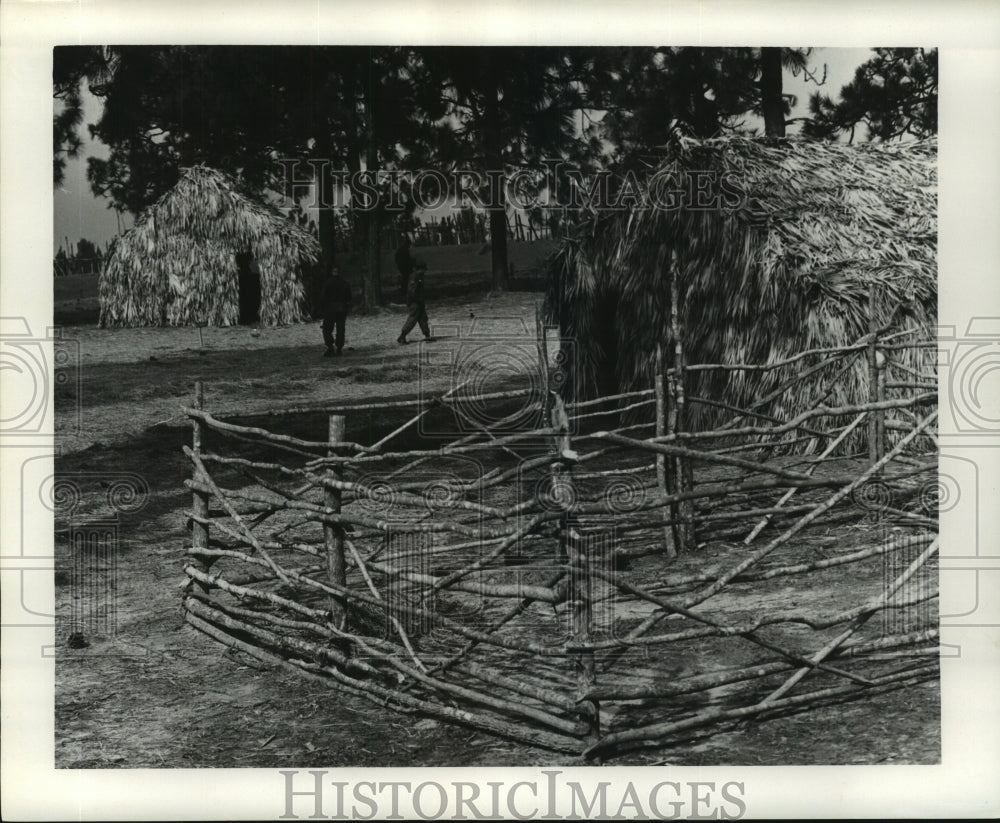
(99, 166, 319, 327)
(547, 137, 937, 436)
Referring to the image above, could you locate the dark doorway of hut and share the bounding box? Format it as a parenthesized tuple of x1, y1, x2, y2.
(236, 252, 261, 325)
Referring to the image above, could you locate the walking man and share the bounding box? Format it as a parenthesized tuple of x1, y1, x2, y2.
(320, 266, 352, 357)
(394, 233, 418, 304)
(397, 263, 432, 345)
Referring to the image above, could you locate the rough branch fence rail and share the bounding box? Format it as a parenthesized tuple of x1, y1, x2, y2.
(181, 326, 938, 761)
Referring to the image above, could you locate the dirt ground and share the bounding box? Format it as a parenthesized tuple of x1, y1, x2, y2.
(52, 286, 940, 768)
(54, 290, 545, 453)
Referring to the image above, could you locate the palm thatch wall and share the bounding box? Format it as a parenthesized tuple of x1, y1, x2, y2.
(547, 137, 937, 440)
(100, 166, 320, 327)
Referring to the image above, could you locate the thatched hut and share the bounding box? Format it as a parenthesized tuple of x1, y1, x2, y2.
(99, 166, 320, 327)
(548, 137, 936, 436)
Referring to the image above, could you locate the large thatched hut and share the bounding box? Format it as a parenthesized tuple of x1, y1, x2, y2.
(548, 137, 937, 434)
(99, 166, 320, 327)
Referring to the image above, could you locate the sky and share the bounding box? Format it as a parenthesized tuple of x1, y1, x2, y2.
(52, 47, 872, 255)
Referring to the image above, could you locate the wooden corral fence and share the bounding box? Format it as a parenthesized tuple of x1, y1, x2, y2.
(181, 317, 938, 761)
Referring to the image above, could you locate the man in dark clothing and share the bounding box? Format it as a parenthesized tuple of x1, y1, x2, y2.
(397, 263, 431, 344)
(319, 267, 352, 357)
(393, 234, 418, 303)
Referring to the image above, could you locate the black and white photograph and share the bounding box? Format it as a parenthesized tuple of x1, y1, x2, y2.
(3, 1, 999, 819)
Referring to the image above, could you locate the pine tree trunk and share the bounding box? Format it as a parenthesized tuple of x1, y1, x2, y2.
(488, 207, 509, 292)
(482, 81, 509, 292)
(760, 47, 786, 138)
(316, 164, 338, 316)
(366, 210, 382, 308)
(364, 77, 382, 308)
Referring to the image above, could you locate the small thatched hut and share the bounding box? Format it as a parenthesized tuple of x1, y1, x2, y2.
(99, 166, 320, 327)
(548, 137, 937, 434)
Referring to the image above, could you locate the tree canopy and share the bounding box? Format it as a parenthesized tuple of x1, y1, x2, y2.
(804, 48, 937, 142)
(55, 46, 938, 304)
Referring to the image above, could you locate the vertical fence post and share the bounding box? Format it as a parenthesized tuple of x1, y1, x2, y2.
(665, 362, 682, 550)
(654, 344, 677, 558)
(876, 348, 887, 465)
(536, 302, 551, 425)
(867, 285, 880, 469)
(551, 395, 599, 758)
(326, 415, 347, 629)
(669, 252, 697, 551)
(189, 381, 212, 589)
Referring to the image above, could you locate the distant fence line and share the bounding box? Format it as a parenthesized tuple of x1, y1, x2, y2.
(401, 212, 563, 249)
(54, 256, 104, 277)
